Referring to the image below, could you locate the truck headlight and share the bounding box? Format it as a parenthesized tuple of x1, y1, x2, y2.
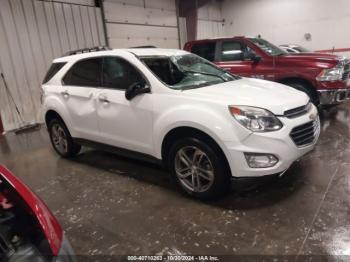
(316, 66, 344, 82)
(229, 106, 283, 132)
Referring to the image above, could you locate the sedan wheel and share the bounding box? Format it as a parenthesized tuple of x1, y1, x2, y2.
(175, 146, 214, 193)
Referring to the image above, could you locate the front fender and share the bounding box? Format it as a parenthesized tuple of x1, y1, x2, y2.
(153, 104, 248, 159)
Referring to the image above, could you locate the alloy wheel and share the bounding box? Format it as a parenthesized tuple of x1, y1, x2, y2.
(51, 123, 68, 154)
(174, 146, 214, 193)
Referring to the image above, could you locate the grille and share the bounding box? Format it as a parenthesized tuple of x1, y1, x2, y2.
(290, 119, 319, 147)
(284, 103, 310, 118)
(342, 61, 350, 81)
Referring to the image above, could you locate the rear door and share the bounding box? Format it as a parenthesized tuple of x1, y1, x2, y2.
(61, 58, 101, 140)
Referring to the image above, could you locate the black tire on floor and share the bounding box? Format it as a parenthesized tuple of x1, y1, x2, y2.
(167, 136, 231, 200)
(48, 118, 81, 158)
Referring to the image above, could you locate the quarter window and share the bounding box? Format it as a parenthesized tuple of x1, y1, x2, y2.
(43, 62, 66, 84)
(63, 58, 102, 87)
(102, 57, 144, 90)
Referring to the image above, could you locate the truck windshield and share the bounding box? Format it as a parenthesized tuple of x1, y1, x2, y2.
(141, 54, 240, 90)
(293, 46, 311, 53)
(249, 38, 287, 56)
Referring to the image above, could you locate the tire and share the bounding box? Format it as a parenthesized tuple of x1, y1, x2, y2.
(167, 137, 231, 200)
(48, 118, 81, 158)
(285, 82, 318, 105)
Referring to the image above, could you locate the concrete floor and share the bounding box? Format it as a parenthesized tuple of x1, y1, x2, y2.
(1, 103, 350, 261)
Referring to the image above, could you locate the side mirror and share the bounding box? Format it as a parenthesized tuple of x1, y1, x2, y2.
(244, 51, 261, 63)
(125, 81, 150, 100)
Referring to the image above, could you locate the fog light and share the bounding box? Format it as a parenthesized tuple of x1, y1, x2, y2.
(244, 153, 278, 168)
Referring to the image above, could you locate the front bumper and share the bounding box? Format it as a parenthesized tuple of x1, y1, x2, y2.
(318, 88, 350, 105)
(223, 105, 320, 178)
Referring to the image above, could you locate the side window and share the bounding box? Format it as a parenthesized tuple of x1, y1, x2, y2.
(191, 42, 216, 62)
(220, 41, 244, 61)
(63, 58, 102, 87)
(43, 62, 66, 84)
(102, 57, 144, 90)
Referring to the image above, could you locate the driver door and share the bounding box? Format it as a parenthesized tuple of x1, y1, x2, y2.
(96, 56, 154, 155)
(215, 40, 275, 81)
(215, 40, 254, 77)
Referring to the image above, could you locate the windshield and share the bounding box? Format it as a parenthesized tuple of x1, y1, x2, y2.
(249, 38, 287, 56)
(140, 54, 240, 90)
(293, 46, 311, 53)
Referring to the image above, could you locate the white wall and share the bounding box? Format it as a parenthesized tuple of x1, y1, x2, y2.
(0, 0, 105, 131)
(221, 0, 350, 57)
(197, 0, 224, 40)
(104, 0, 180, 48)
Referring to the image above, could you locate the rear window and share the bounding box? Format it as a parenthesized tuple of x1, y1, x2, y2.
(42, 62, 66, 83)
(191, 42, 216, 62)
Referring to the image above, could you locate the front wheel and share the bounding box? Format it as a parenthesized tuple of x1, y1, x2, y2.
(285, 82, 318, 105)
(48, 119, 81, 158)
(168, 137, 231, 200)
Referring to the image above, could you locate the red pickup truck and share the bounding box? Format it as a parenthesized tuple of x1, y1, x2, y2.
(184, 37, 350, 106)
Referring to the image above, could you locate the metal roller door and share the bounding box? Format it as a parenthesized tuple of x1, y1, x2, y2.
(103, 0, 180, 49)
(0, 0, 106, 132)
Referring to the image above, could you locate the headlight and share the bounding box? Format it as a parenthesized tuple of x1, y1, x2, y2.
(228, 106, 283, 132)
(316, 66, 344, 81)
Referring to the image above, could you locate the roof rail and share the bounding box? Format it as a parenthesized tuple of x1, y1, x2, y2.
(62, 46, 111, 57)
(130, 45, 157, 48)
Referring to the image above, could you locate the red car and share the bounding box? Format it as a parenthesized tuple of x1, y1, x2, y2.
(184, 37, 350, 106)
(0, 165, 76, 261)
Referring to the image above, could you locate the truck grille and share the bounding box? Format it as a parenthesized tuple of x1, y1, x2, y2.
(342, 61, 350, 81)
(290, 119, 319, 147)
(284, 103, 310, 118)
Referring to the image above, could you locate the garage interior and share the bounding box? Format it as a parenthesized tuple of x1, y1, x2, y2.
(1, 0, 350, 260)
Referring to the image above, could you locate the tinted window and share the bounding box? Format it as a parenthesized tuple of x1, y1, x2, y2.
(248, 38, 286, 56)
(191, 42, 216, 62)
(102, 57, 144, 90)
(63, 58, 102, 87)
(43, 62, 66, 83)
(221, 41, 244, 61)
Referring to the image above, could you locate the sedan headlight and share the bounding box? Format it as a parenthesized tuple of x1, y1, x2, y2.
(229, 106, 283, 132)
(316, 66, 344, 82)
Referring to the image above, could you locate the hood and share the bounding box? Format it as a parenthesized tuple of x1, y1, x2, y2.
(185, 78, 309, 115)
(276, 53, 341, 68)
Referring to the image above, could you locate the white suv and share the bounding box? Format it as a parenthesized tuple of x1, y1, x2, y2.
(42, 47, 320, 199)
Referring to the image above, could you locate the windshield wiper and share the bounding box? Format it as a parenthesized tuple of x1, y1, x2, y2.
(182, 69, 228, 82)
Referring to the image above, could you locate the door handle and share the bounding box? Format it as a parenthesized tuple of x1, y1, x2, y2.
(61, 90, 69, 98)
(98, 94, 109, 103)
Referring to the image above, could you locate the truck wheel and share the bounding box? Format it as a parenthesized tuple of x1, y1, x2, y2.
(48, 119, 81, 158)
(168, 137, 231, 200)
(285, 82, 318, 105)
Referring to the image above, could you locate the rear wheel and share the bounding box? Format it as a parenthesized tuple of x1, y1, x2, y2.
(168, 137, 231, 200)
(48, 119, 81, 158)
